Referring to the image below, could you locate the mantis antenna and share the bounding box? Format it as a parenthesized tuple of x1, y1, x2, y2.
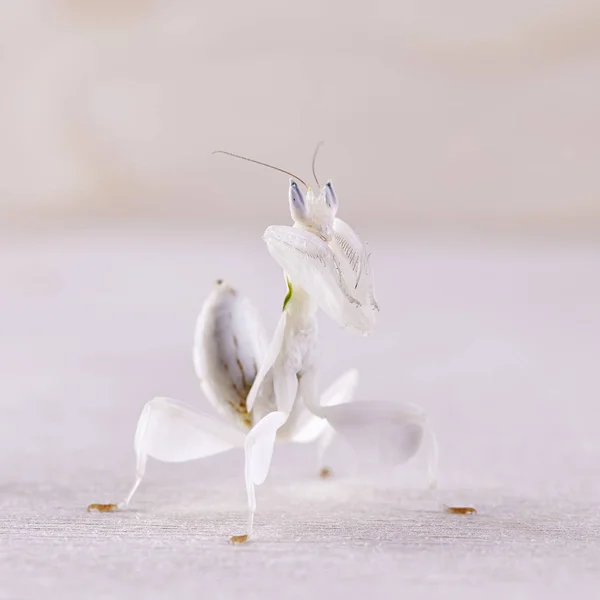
(311, 140, 325, 188)
(212, 150, 309, 189)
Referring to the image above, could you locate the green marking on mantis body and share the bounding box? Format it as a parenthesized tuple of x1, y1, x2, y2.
(282, 278, 293, 311)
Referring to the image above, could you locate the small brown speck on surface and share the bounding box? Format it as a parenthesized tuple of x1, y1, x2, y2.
(445, 506, 477, 515)
(229, 534, 249, 545)
(319, 467, 332, 479)
(87, 503, 119, 513)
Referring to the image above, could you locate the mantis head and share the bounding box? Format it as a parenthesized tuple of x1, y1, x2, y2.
(288, 179, 338, 242)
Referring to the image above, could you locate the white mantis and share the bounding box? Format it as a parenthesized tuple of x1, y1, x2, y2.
(88, 149, 475, 542)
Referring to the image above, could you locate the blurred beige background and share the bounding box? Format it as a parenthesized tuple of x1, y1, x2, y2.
(2, 4, 600, 599)
(1, 0, 599, 233)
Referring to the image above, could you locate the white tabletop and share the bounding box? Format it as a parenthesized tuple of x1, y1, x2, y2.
(1, 226, 598, 599)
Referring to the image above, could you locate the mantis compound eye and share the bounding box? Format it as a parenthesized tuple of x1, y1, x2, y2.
(324, 180, 338, 213)
(289, 179, 308, 222)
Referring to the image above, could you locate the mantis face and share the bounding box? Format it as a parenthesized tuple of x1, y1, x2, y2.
(288, 179, 338, 242)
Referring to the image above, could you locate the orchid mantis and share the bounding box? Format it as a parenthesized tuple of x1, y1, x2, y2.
(88, 150, 474, 543)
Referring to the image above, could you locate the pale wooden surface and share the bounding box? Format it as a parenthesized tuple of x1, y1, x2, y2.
(1, 227, 599, 599)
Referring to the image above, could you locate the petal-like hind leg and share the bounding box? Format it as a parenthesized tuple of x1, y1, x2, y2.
(291, 369, 359, 477)
(314, 369, 358, 477)
(229, 410, 289, 544)
(302, 385, 428, 472)
(319, 401, 426, 468)
(88, 397, 245, 512)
